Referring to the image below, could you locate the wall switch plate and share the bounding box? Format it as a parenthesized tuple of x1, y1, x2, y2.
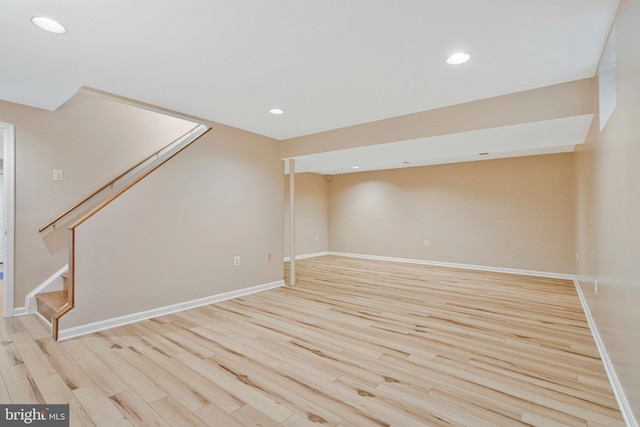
(234, 256, 240, 266)
(53, 169, 64, 181)
(424, 240, 429, 247)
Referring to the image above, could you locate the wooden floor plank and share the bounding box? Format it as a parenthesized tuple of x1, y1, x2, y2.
(0, 255, 624, 426)
(61, 339, 129, 397)
(69, 400, 97, 427)
(36, 337, 94, 390)
(19, 315, 52, 340)
(113, 344, 210, 413)
(194, 403, 247, 427)
(72, 384, 132, 426)
(110, 389, 170, 427)
(0, 339, 22, 370)
(85, 339, 167, 404)
(33, 373, 75, 403)
(150, 396, 207, 427)
(0, 373, 10, 403)
(1, 363, 45, 403)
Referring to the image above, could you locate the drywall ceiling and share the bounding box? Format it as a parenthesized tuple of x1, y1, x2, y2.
(1, 1, 617, 144)
(285, 114, 594, 174)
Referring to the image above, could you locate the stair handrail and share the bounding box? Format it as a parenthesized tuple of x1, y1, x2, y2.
(50, 123, 212, 340)
(39, 124, 209, 233)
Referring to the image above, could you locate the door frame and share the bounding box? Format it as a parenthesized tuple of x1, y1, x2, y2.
(1, 122, 15, 317)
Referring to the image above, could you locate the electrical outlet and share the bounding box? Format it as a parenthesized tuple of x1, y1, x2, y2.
(424, 240, 429, 247)
(234, 256, 240, 266)
(594, 280, 598, 295)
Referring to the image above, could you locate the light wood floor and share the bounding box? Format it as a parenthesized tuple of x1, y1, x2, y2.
(0, 256, 624, 426)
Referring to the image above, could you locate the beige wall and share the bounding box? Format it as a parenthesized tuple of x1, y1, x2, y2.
(575, 0, 640, 420)
(62, 124, 283, 328)
(328, 153, 576, 274)
(284, 172, 328, 258)
(0, 93, 196, 306)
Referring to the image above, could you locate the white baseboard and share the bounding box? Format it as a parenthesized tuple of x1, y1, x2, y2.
(13, 307, 29, 316)
(328, 252, 574, 280)
(57, 280, 284, 341)
(284, 251, 329, 262)
(13, 264, 69, 317)
(573, 279, 638, 427)
(34, 310, 51, 327)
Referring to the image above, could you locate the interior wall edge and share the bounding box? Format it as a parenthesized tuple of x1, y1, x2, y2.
(574, 278, 639, 427)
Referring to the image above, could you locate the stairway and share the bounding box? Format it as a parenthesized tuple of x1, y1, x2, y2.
(35, 124, 210, 340)
(35, 273, 69, 328)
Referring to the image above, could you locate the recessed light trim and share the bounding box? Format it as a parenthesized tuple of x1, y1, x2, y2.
(269, 108, 284, 115)
(351, 166, 360, 169)
(32, 16, 66, 34)
(446, 52, 470, 65)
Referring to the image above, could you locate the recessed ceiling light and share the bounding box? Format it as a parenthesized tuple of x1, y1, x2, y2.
(269, 108, 284, 115)
(446, 52, 470, 65)
(352, 166, 360, 169)
(32, 17, 66, 34)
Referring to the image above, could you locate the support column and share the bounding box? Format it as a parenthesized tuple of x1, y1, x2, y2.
(289, 159, 296, 286)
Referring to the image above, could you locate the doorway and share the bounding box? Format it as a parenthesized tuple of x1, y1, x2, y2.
(0, 122, 15, 317)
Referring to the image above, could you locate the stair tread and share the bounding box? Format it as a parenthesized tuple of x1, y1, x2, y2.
(35, 290, 68, 311)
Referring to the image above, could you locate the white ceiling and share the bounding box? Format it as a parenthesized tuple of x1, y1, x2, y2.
(1, 1, 617, 172)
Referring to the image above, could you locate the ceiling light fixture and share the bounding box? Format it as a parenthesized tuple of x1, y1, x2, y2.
(446, 52, 470, 65)
(32, 16, 66, 34)
(352, 166, 360, 169)
(269, 108, 284, 115)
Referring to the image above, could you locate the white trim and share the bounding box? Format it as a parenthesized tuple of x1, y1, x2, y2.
(289, 158, 296, 286)
(57, 280, 284, 341)
(18, 264, 69, 314)
(13, 307, 29, 316)
(34, 310, 51, 327)
(284, 251, 330, 262)
(1, 122, 15, 317)
(573, 279, 638, 427)
(328, 252, 574, 280)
